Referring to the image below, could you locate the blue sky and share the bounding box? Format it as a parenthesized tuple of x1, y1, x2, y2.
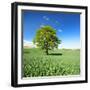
(22, 10, 80, 49)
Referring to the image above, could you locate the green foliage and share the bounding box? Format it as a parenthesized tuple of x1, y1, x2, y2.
(33, 25, 61, 55)
(23, 48, 80, 77)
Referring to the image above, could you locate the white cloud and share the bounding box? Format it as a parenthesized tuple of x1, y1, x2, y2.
(56, 21, 59, 24)
(58, 29, 63, 32)
(58, 41, 80, 49)
(24, 40, 32, 44)
(24, 40, 37, 48)
(46, 18, 49, 21)
(40, 24, 45, 27)
(43, 16, 49, 21)
(43, 16, 47, 19)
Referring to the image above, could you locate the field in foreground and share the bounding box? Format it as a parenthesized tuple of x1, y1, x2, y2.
(23, 48, 80, 77)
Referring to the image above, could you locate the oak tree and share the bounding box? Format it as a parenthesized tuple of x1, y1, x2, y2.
(33, 26, 61, 55)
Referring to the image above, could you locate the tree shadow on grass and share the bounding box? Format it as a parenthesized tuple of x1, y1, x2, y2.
(48, 53, 62, 56)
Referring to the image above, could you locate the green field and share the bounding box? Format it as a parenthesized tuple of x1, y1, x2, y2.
(23, 48, 80, 77)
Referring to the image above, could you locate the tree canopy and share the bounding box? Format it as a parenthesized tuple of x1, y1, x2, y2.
(33, 25, 61, 55)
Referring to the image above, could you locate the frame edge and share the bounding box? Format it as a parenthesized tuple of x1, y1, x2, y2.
(11, 2, 18, 87)
(11, 2, 88, 87)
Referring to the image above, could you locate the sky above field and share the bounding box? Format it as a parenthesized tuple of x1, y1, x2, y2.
(22, 10, 80, 49)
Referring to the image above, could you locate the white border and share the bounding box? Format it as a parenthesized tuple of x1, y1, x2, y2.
(17, 5, 86, 84)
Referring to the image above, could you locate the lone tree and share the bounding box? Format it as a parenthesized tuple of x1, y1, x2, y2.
(33, 25, 61, 55)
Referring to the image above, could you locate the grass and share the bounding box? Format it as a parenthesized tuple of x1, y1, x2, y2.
(23, 48, 80, 77)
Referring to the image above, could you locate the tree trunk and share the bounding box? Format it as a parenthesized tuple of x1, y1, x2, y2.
(45, 49, 48, 55)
